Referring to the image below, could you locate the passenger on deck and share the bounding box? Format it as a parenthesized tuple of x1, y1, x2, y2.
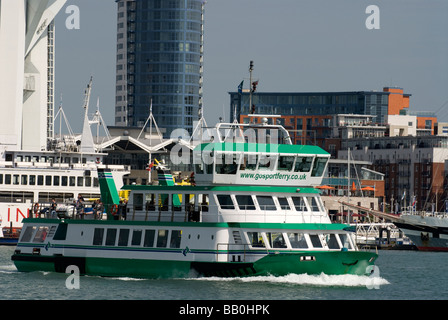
(75, 195, 85, 219)
(95, 199, 104, 220)
(50, 198, 57, 219)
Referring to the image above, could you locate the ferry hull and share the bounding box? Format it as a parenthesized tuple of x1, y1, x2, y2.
(12, 251, 376, 278)
(394, 222, 448, 252)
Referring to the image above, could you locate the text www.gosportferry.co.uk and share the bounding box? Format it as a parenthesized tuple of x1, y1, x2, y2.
(240, 172, 306, 181)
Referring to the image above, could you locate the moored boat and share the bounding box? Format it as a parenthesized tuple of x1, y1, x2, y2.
(393, 212, 448, 252)
(11, 120, 377, 278)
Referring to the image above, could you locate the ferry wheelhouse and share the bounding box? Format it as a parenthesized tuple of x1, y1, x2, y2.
(12, 120, 377, 278)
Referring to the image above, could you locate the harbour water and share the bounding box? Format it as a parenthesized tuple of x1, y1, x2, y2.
(0, 247, 446, 301)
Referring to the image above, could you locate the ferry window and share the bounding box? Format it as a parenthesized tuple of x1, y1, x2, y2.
(157, 229, 168, 247)
(339, 234, 353, 250)
(256, 196, 276, 211)
(77, 177, 83, 187)
(216, 195, 234, 210)
(201, 150, 213, 174)
(278, 197, 291, 210)
(85, 177, 91, 187)
(145, 193, 156, 211)
(53, 176, 59, 186)
(258, 155, 275, 171)
(45, 176, 52, 186)
(93, 177, 99, 187)
(199, 194, 209, 212)
(61, 176, 68, 186)
(309, 234, 323, 248)
(53, 224, 68, 241)
(118, 229, 130, 246)
(29, 175, 35, 185)
(69, 177, 76, 186)
(158, 194, 169, 211)
(21, 226, 36, 242)
(93, 228, 104, 245)
(105, 229, 117, 246)
(235, 195, 256, 210)
(266, 232, 287, 248)
(292, 196, 307, 211)
(131, 230, 142, 246)
(143, 229, 155, 247)
(247, 232, 265, 248)
(325, 234, 340, 249)
(0, 174, 3, 184)
(172, 194, 182, 211)
(294, 156, 313, 172)
(311, 157, 328, 177)
(0, 192, 11, 202)
(21, 175, 27, 185)
(194, 162, 204, 174)
(13, 175, 19, 185)
(278, 156, 294, 171)
(307, 197, 320, 211)
(240, 154, 257, 171)
(5, 174, 11, 185)
(133, 193, 143, 211)
(170, 230, 182, 248)
(215, 153, 238, 175)
(287, 233, 308, 249)
(33, 226, 49, 243)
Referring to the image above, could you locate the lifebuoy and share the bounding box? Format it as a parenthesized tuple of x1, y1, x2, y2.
(110, 204, 118, 215)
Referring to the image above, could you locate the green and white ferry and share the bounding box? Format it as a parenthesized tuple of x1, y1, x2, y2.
(12, 120, 377, 278)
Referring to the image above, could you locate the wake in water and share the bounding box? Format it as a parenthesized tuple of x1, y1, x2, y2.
(0, 264, 17, 274)
(189, 273, 390, 288)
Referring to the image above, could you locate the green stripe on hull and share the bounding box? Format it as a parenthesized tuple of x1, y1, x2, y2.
(253, 251, 376, 276)
(13, 250, 376, 278)
(85, 257, 192, 278)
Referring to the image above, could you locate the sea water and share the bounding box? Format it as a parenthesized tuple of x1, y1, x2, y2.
(0, 246, 446, 301)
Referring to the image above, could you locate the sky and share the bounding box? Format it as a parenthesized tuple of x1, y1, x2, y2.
(54, 0, 448, 133)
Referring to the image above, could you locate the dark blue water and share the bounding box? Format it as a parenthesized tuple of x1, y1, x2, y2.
(0, 247, 446, 300)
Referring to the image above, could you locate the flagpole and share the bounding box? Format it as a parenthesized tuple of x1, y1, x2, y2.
(249, 60, 254, 123)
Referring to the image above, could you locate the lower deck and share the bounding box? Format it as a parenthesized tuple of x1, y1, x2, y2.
(11, 218, 377, 277)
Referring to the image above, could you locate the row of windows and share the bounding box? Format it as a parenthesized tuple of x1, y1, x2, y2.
(216, 194, 323, 213)
(11, 154, 92, 165)
(0, 174, 98, 188)
(136, 42, 201, 53)
(92, 228, 182, 249)
(196, 154, 328, 177)
(21, 224, 352, 252)
(136, 30, 201, 43)
(132, 192, 323, 214)
(247, 231, 353, 250)
(136, 0, 203, 10)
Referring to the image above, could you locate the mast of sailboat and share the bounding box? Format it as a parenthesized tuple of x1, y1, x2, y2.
(347, 147, 350, 224)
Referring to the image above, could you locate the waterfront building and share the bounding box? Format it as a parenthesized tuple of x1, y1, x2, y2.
(338, 128, 448, 213)
(115, 0, 204, 138)
(230, 87, 417, 149)
(0, 0, 67, 152)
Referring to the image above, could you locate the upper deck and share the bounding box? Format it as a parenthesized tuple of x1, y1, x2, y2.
(191, 119, 330, 187)
(193, 142, 329, 187)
